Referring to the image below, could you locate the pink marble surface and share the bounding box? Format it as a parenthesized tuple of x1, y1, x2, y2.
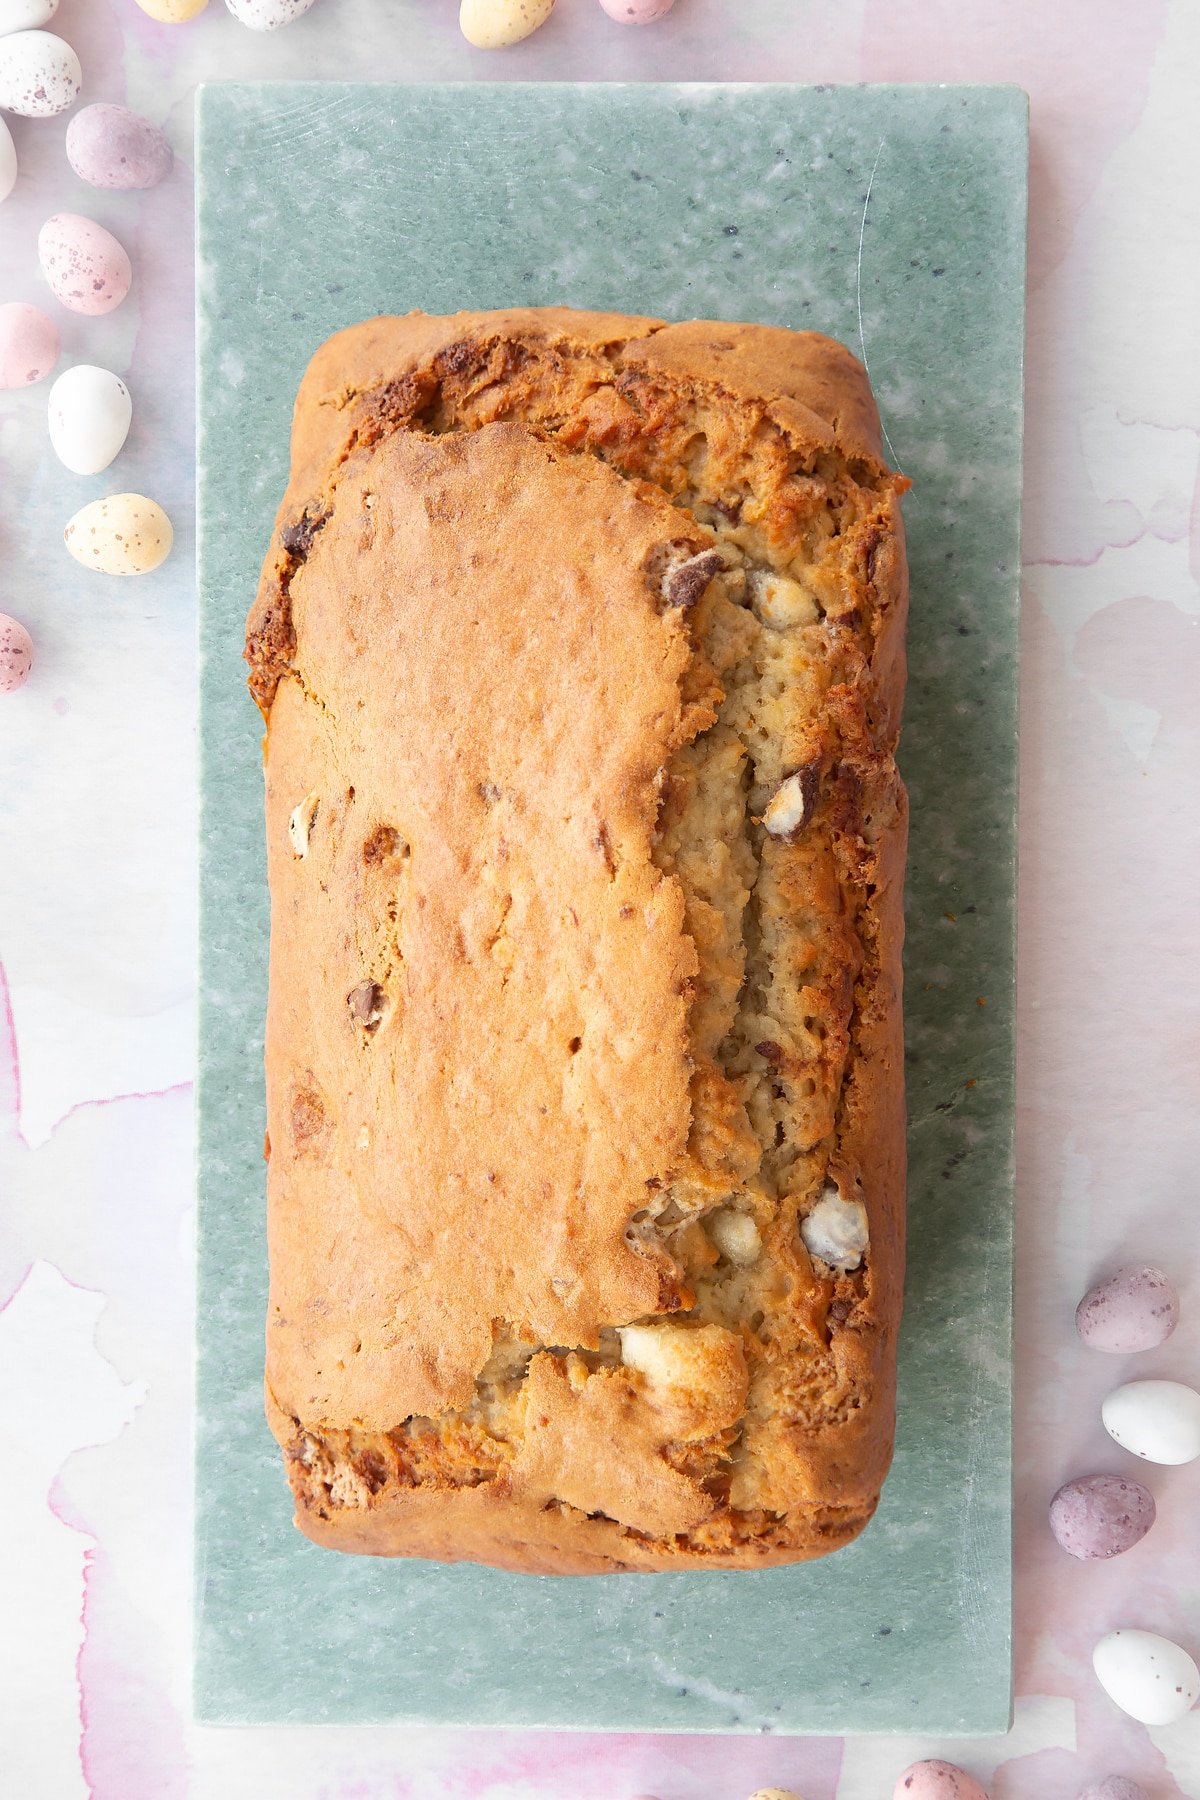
(2, 2, 1199, 1796)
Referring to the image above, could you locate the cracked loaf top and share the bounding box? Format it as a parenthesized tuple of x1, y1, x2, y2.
(247, 308, 910, 1574)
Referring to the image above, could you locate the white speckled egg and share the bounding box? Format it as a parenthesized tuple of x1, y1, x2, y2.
(0, 116, 16, 202)
(48, 364, 132, 474)
(225, 0, 316, 26)
(459, 0, 554, 49)
(598, 0, 675, 21)
(133, 0, 208, 15)
(893, 1762, 988, 1800)
(66, 103, 173, 190)
(1076, 1264, 1179, 1353)
(64, 493, 173, 575)
(0, 613, 34, 693)
(1077, 1779, 1149, 1800)
(1049, 1474, 1155, 1560)
(1092, 1628, 1199, 1725)
(0, 28, 79, 116)
(0, 301, 58, 387)
(1102, 1379, 1200, 1464)
(0, 0, 59, 34)
(39, 213, 132, 316)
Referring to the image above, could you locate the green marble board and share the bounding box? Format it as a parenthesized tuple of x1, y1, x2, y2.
(195, 82, 1026, 1734)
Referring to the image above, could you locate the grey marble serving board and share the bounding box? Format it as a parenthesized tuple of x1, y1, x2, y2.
(195, 81, 1026, 1734)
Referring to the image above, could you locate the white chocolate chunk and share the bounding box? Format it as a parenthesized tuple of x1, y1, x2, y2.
(288, 791, 320, 857)
(752, 570, 820, 628)
(763, 770, 815, 839)
(799, 1181, 869, 1272)
(707, 1206, 762, 1267)
(618, 1321, 739, 1393)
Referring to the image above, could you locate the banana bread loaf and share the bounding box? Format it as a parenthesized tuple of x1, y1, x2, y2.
(248, 307, 909, 1574)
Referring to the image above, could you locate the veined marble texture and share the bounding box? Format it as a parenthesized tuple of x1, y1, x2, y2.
(1, 2, 1198, 1798)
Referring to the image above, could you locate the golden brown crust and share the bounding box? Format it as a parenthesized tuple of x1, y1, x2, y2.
(252, 307, 908, 1572)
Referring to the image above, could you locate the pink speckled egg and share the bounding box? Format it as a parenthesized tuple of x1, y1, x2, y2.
(893, 1762, 989, 1800)
(598, 0, 675, 19)
(38, 213, 132, 316)
(0, 613, 34, 693)
(1077, 1780, 1149, 1800)
(0, 301, 59, 387)
(1049, 1473, 1156, 1560)
(66, 104, 173, 190)
(1076, 1264, 1179, 1353)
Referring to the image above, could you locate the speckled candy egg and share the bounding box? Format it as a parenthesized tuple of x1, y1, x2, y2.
(225, 0, 316, 26)
(598, 0, 675, 21)
(747, 1790, 809, 1800)
(460, 0, 555, 48)
(0, 116, 16, 202)
(1093, 1628, 1200, 1725)
(1077, 1780, 1149, 1800)
(0, 28, 79, 115)
(1102, 1378, 1200, 1464)
(39, 213, 132, 316)
(1049, 1474, 1156, 1560)
(49, 364, 132, 474)
(64, 494, 172, 575)
(133, 0, 208, 18)
(66, 104, 173, 190)
(1076, 1264, 1179, 1353)
(0, 613, 34, 693)
(0, 0, 59, 35)
(894, 1763, 989, 1800)
(0, 301, 59, 387)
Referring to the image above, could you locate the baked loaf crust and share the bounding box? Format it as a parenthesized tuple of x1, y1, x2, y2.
(248, 307, 908, 1574)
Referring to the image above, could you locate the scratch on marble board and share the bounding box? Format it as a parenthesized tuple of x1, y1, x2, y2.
(855, 136, 901, 472)
(649, 1655, 777, 1730)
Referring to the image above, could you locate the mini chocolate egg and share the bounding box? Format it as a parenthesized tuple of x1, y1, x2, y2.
(1102, 1379, 1200, 1464)
(459, 0, 555, 48)
(0, 28, 79, 115)
(0, 116, 16, 202)
(893, 1762, 989, 1800)
(0, 0, 59, 29)
(1077, 1780, 1149, 1800)
(66, 104, 173, 190)
(48, 364, 132, 474)
(1093, 1628, 1200, 1725)
(598, 0, 675, 20)
(1049, 1474, 1155, 1560)
(0, 301, 59, 387)
(133, 0, 208, 17)
(39, 213, 132, 316)
(747, 1790, 809, 1800)
(1076, 1264, 1179, 1353)
(0, 613, 34, 692)
(64, 493, 172, 575)
(225, 0, 316, 26)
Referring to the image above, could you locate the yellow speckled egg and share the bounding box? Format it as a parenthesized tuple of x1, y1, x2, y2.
(133, 0, 209, 20)
(459, 0, 554, 49)
(64, 494, 173, 575)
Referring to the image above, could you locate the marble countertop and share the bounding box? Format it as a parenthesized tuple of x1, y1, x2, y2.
(2, 2, 1198, 1796)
